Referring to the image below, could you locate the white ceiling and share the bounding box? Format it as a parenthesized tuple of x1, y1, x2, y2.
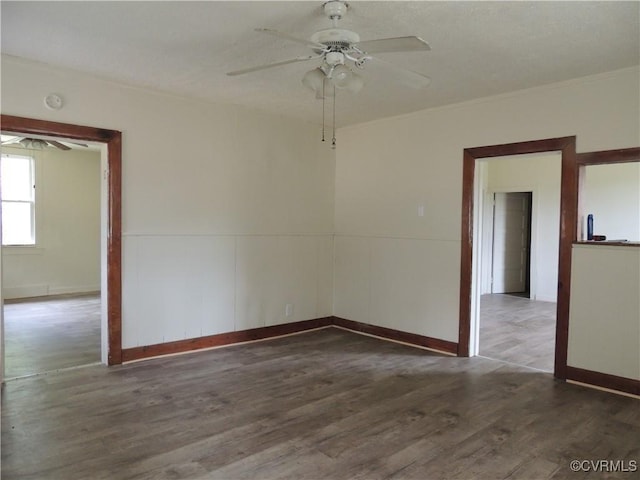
(2, 1, 639, 127)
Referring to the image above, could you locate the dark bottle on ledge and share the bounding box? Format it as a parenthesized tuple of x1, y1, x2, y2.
(587, 214, 594, 240)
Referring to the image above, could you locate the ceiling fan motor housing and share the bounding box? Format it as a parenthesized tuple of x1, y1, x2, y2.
(310, 28, 360, 51)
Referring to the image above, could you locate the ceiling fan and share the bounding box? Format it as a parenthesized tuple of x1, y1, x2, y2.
(227, 1, 432, 96)
(1, 136, 88, 151)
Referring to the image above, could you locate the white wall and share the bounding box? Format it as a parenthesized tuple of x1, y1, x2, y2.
(568, 245, 639, 380)
(583, 163, 640, 242)
(1, 145, 101, 299)
(334, 67, 640, 379)
(1, 55, 335, 350)
(480, 153, 561, 302)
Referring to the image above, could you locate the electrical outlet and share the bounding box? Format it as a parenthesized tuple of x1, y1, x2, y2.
(285, 304, 293, 317)
(418, 205, 425, 217)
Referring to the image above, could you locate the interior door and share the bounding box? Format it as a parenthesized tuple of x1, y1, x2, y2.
(491, 192, 531, 293)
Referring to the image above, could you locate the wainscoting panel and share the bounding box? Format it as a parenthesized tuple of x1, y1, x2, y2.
(334, 235, 460, 344)
(122, 234, 333, 349)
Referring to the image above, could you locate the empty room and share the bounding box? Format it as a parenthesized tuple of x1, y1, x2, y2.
(1, 2, 639, 479)
(1, 140, 102, 379)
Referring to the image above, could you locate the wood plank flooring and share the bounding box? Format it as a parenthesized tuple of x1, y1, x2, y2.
(480, 294, 556, 372)
(3, 293, 101, 378)
(2, 328, 638, 479)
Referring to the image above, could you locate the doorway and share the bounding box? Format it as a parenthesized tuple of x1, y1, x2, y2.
(491, 191, 532, 297)
(0, 115, 123, 381)
(1, 139, 102, 377)
(476, 154, 561, 373)
(457, 136, 577, 380)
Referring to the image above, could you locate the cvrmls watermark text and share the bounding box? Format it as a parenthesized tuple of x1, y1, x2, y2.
(570, 460, 637, 473)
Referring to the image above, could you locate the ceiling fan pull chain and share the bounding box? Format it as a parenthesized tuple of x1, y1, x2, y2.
(331, 84, 337, 149)
(321, 78, 326, 142)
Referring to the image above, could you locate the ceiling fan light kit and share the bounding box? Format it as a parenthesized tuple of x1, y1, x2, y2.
(227, 0, 431, 146)
(18, 138, 49, 149)
(1, 136, 88, 151)
(302, 68, 325, 93)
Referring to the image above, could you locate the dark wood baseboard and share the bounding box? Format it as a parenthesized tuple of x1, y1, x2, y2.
(332, 317, 458, 355)
(566, 366, 639, 396)
(121, 317, 333, 362)
(122, 316, 458, 362)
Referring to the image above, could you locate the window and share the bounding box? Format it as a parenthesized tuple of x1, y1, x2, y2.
(1, 154, 36, 245)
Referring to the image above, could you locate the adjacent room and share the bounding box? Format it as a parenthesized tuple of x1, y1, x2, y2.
(1, 138, 102, 378)
(1, 1, 638, 479)
(477, 152, 561, 373)
(476, 153, 640, 373)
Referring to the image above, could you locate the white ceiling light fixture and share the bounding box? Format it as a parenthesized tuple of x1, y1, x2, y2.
(227, 0, 432, 148)
(302, 68, 325, 93)
(302, 59, 363, 96)
(20, 138, 49, 149)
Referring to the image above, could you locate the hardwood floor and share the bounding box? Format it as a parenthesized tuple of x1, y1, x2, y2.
(2, 328, 638, 479)
(480, 294, 556, 372)
(3, 293, 101, 378)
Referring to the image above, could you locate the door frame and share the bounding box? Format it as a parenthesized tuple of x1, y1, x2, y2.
(458, 137, 577, 380)
(1, 114, 123, 366)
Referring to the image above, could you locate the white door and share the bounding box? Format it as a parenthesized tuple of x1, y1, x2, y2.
(491, 192, 530, 293)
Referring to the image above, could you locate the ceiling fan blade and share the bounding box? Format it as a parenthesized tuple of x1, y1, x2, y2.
(368, 56, 431, 89)
(227, 55, 320, 76)
(356, 36, 431, 54)
(255, 28, 326, 51)
(48, 140, 71, 150)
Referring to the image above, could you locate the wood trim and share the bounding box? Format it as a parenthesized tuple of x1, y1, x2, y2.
(465, 137, 575, 159)
(577, 165, 586, 241)
(107, 132, 122, 364)
(333, 317, 458, 355)
(122, 317, 333, 362)
(566, 366, 640, 396)
(1, 115, 123, 365)
(122, 316, 458, 362)
(1, 115, 119, 142)
(457, 150, 475, 356)
(574, 241, 640, 247)
(576, 147, 640, 165)
(555, 139, 578, 379)
(459, 136, 577, 380)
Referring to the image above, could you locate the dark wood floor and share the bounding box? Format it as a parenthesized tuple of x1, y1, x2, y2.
(2, 328, 637, 480)
(480, 294, 556, 372)
(3, 293, 101, 378)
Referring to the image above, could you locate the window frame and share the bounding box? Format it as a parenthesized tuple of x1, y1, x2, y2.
(1, 153, 37, 247)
